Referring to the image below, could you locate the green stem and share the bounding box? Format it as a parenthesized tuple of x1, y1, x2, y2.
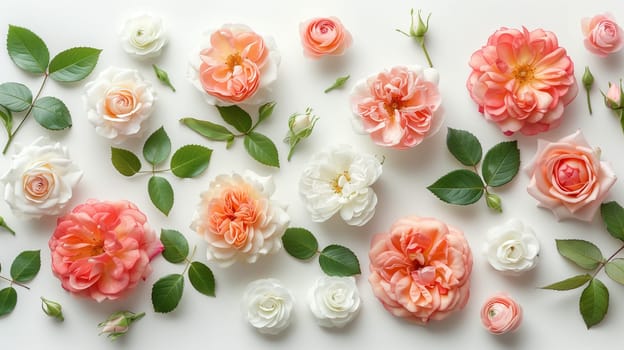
(585, 88, 593, 115)
(138, 169, 171, 175)
(592, 244, 624, 279)
(0, 275, 30, 290)
(421, 41, 433, 68)
(181, 246, 197, 275)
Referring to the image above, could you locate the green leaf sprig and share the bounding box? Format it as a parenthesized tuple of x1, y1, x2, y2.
(152, 64, 176, 92)
(324, 75, 350, 93)
(396, 9, 434, 67)
(1, 25, 101, 154)
(427, 128, 520, 212)
(0, 216, 16, 235)
(0, 250, 41, 317)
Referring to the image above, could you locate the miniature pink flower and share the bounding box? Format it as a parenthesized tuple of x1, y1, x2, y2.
(605, 81, 623, 109)
(467, 27, 578, 136)
(49, 199, 163, 302)
(581, 13, 624, 57)
(481, 293, 522, 334)
(369, 216, 473, 324)
(300, 17, 352, 58)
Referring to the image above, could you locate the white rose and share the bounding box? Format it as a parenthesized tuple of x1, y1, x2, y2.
(119, 14, 167, 58)
(242, 279, 294, 335)
(483, 219, 540, 275)
(1, 137, 82, 219)
(308, 276, 360, 328)
(84, 67, 155, 144)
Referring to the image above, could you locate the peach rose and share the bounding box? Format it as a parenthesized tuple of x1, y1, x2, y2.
(481, 293, 522, 334)
(582, 13, 624, 57)
(300, 17, 352, 58)
(369, 216, 473, 324)
(467, 27, 578, 136)
(49, 199, 163, 302)
(526, 130, 617, 222)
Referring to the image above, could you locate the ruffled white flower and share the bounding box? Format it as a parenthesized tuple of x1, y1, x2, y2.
(299, 144, 382, 226)
(119, 14, 167, 58)
(84, 67, 155, 144)
(242, 279, 294, 335)
(1, 137, 82, 219)
(308, 276, 360, 328)
(483, 219, 540, 275)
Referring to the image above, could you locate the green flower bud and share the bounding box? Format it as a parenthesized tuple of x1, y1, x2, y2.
(582, 66, 594, 90)
(0, 216, 15, 235)
(98, 311, 145, 341)
(411, 9, 431, 44)
(284, 107, 319, 161)
(486, 192, 502, 213)
(41, 297, 64, 321)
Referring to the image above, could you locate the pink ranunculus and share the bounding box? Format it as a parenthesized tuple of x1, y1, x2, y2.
(481, 293, 522, 334)
(467, 27, 578, 136)
(581, 13, 624, 57)
(368, 216, 473, 324)
(350, 65, 443, 149)
(49, 199, 163, 302)
(526, 130, 617, 222)
(300, 17, 352, 58)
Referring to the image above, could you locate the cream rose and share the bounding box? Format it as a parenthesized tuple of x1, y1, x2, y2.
(119, 14, 167, 58)
(308, 276, 360, 328)
(242, 279, 294, 335)
(483, 219, 539, 275)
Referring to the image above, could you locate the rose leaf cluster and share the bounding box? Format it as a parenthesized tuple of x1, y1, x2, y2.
(0, 250, 41, 317)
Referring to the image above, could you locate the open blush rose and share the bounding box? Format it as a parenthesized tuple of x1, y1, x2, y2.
(300, 17, 352, 58)
(582, 13, 624, 57)
(526, 130, 617, 221)
(369, 216, 473, 324)
(481, 293, 522, 335)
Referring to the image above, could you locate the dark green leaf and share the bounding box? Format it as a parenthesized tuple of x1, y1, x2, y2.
(0, 82, 32, 112)
(188, 261, 216, 297)
(111, 147, 141, 176)
(257, 101, 276, 125)
(482, 141, 520, 187)
(32, 96, 71, 130)
(151, 274, 184, 313)
(152, 64, 176, 92)
(170, 145, 212, 178)
(427, 169, 484, 205)
(580, 278, 609, 329)
(556, 239, 603, 270)
(215, 105, 252, 133)
(143, 127, 171, 165)
(7, 25, 49, 74)
(324, 75, 350, 93)
(446, 128, 482, 166)
(0, 106, 12, 137)
(600, 202, 624, 241)
(319, 244, 361, 276)
(180, 118, 234, 142)
(541, 274, 592, 291)
(244, 132, 279, 168)
(10, 250, 40, 283)
(160, 229, 189, 264)
(282, 227, 319, 260)
(605, 259, 624, 285)
(0, 287, 17, 316)
(48, 47, 101, 82)
(148, 176, 174, 216)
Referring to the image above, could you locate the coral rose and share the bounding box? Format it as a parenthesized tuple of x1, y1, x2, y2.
(467, 27, 578, 136)
(300, 17, 352, 58)
(369, 216, 473, 324)
(49, 199, 163, 302)
(582, 13, 624, 57)
(481, 293, 522, 334)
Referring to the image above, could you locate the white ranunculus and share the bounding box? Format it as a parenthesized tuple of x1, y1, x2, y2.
(242, 279, 294, 335)
(308, 276, 360, 328)
(299, 144, 382, 226)
(119, 14, 167, 58)
(1, 137, 82, 219)
(483, 219, 540, 275)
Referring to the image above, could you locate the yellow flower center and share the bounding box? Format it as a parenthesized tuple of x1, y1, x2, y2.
(226, 53, 243, 70)
(331, 171, 351, 194)
(512, 64, 535, 85)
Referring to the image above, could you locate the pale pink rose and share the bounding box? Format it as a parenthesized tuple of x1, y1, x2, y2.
(300, 17, 352, 58)
(467, 27, 578, 136)
(350, 65, 443, 149)
(481, 293, 522, 334)
(368, 216, 473, 324)
(605, 81, 622, 109)
(581, 13, 624, 57)
(49, 199, 163, 302)
(526, 130, 617, 222)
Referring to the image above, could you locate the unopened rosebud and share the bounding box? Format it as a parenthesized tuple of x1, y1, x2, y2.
(284, 107, 319, 161)
(98, 311, 145, 341)
(41, 297, 64, 321)
(411, 9, 431, 44)
(0, 216, 15, 235)
(486, 193, 502, 213)
(582, 67, 594, 90)
(604, 82, 623, 109)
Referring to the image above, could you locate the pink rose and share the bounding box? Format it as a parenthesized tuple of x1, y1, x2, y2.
(605, 81, 623, 109)
(581, 13, 624, 57)
(350, 65, 443, 149)
(481, 293, 522, 334)
(49, 199, 163, 302)
(300, 17, 352, 58)
(368, 216, 473, 324)
(467, 27, 578, 136)
(526, 130, 617, 221)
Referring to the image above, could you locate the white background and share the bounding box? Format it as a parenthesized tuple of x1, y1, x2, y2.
(1, 0, 624, 348)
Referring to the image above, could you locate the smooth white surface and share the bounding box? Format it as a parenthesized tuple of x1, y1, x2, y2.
(1, 0, 624, 348)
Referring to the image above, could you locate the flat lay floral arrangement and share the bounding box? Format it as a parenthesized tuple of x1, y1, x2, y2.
(3, 1, 624, 348)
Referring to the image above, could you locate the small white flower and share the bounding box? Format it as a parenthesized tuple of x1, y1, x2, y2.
(242, 279, 294, 335)
(483, 219, 540, 275)
(119, 14, 167, 58)
(1, 137, 82, 219)
(288, 108, 318, 136)
(308, 276, 360, 328)
(299, 144, 382, 226)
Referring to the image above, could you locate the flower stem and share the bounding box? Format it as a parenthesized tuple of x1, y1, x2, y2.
(592, 244, 624, 279)
(585, 88, 593, 115)
(421, 41, 433, 68)
(0, 275, 30, 290)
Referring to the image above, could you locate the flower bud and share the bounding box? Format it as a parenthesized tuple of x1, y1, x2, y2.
(284, 107, 319, 161)
(98, 311, 145, 341)
(486, 192, 502, 212)
(0, 216, 15, 235)
(582, 66, 594, 90)
(409, 9, 431, 44)
(41, 297, 64, 321)
(604, 81, 623, 109)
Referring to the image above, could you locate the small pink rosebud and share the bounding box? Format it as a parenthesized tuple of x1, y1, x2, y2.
(605, 82, 623, 109)
(98, 311, 145, 341)
(481, 293, 522, 335)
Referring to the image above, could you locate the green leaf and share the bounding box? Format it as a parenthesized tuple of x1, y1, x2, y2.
(244, 132, 280, 168)
(7, 25, 49, 74)
(257, 101, 276, 125)
(324, 75, 350, 93)
(600, 201, 624, 241)
(143, 127, 171, 166)
(482, 141, 520, 187)
(32, 96, 71, 130)
(170, 145, 212, 178)
(188, 261, 216, 297)
(215, 105, 252, 133)
(48, 47, 101, 82)
(111, 147, 141, 176)
(152, 274, 184, 313)
(319, 244, 361, 277)
(446, 128, 482, 166)
(427, 169, 484, 205)
(0, 287, 17, 317)
(0, 82, 32, 112)
(179, 118, 234, 142)
(282, 227, 319, 260)
(152, 64, 176, 92)
(541, 274, 592, 291)
(580, 278, 609, 329)
(605, 259, 624, 285)
(556, 239, 603, 270)
(160, 229, 189, 264)
(148, 176, 174, 216)
(10, 250, 40, 283)
(0, 106, 12, 137)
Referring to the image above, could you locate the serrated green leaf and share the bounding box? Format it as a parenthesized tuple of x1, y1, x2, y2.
(10, 250, 40, 283)
(446, 128, 482, 166)
(7, 25, 49, 74)
(170, 145, 212, 178)
(160, 229, 189, 264)
(48, 47, 101, 82)
(482, 141, 520, 187)
(541, 274, 592, 291)
(282, 227, 319, 260)
(111, 147, 141, 176)
(151, 274, 184, 313)
(148, 176, 174, 216)
(605, 259, 624, 285)
(0, 82, 32, 112)
(215, 105, 252, 133)
(600, 202, 624, 241)
(244, 132, 279, 168)
(319, 244, 361, 276)
(427, 169, 484, 205)
(188, 261, 216, 297)
(580, 278, 609, 329)
(324, 75, 350, 93)
(0, 287, 17, 316)
(556, 239, 603, 270)
(0, 106, 12, 137)
(32, 96, 71, 130)
(143, 127, 171, 165)
(180, 118, 234, 142)
(152, 64, 176, 92)
(257, 101, 276, 126)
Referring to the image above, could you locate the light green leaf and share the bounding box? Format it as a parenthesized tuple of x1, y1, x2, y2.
(0, 82, 32, 112)
(180, 118, 234, 142)
(48, 47, 101, 82)
(580, 278, 609, 329)
(541, 274, 592, 291)
(482, 141, 520, 187)
(111, 147, 141, 176)
(0, 287, 17, 317)
(10, 250, 40, 283)
(244, 132, 279, 168)
(427, 169, 484, 205)
(7, 25, 49, 74)
(446, 128, 482, 166)
(32, 96, 71, 130)
(151, 274, 184, 313)
(148, 176, 174, 216)
(152, 64, 176, 92)
(257, 101, 276, 126)
(143, 127, 171, 166)
(605, 259, 624, 285)
(0, 106, 12, 138)
(556, 239, 603, 270)
(319, 244, 361, 277)
(188, 261, 216, 297)
(282, 227, 319, 260)
(600, 201, 624, 241)
(0, 216, 16, 235)
(324, 75, 350, 93)
(170, 145, 212, 178)
(215, 105, 252, 133)
(160, 229, 189, 264)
